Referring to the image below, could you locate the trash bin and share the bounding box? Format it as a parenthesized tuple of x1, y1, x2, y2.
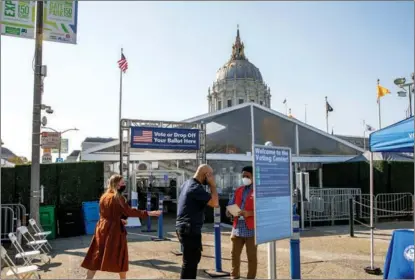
(39, 205, 56, 240)
(58, 205, 85, 238)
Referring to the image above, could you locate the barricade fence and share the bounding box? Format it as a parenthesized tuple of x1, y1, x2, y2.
(305, 192, 414, 226)
(1, 204, 27, 243)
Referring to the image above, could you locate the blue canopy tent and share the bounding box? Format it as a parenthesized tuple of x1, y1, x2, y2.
(365, 116, 414, 274)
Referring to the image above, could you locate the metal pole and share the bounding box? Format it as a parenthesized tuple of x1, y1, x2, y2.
(377, 79, 382, 129)
(408, 84, 413, 117)
(325, 96, 328, 133)
(30, 0, 44, 224)
(363, 130, 366, 151)
(58, 133, 62, 159)
(119, 48, 124, 175)
(369, 152, 374, 268)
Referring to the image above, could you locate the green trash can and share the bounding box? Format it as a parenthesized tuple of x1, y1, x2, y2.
(39, 205, 56, 240)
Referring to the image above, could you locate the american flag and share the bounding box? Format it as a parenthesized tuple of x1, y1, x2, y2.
(118, 53, 128, 73)
(133, 130, 153, 143)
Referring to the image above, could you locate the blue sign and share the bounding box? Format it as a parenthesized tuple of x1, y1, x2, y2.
(253, 145, 292, 245)
(130, 127, 200, 150)
(56, 158, 64, 163)
(164, 174, 169, 182)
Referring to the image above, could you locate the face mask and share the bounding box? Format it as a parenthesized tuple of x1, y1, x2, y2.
(118, 185, 126, 193)
(242, 178, 252, 186)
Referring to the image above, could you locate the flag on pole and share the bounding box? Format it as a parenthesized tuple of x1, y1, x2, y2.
(283, 98, 287, 104)
(377, 84, 390, 99)
(366, 124, 375, 131)
(118, 53, 128, 73)
(326, 101, 334, 113)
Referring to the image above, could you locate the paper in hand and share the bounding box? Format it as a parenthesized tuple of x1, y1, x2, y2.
(226, 204, 241, 216)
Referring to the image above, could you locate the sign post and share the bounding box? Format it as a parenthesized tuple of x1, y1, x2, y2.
(252, 144, 293, 279)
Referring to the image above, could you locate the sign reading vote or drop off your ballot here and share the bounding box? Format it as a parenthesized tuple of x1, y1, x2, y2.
(130, 127, 200, 150)
(0, 0, 79, 44)
(253, 145, 293, 245)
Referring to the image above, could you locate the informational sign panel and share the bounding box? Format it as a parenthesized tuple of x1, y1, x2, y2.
(44, 0, 78, 44)
(42, 153, 52, 164)
(253, 145, 292, 245)
(52, 138, 68, 154)
(1, 0, 78, 44)
(0, 1, 35, 39)
(41, 132, 60, 149)
(130, 127, 200, 150)
(56, 158, 63, 163)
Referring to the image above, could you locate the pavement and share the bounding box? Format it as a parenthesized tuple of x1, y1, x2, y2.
(1, 217, 413, 279)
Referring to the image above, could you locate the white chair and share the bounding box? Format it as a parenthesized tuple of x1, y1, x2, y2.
(28, 219, 53, 250)
(9, 232, 50, 266)
(17, 226, 50, 255)
(1, 245, 40, 279)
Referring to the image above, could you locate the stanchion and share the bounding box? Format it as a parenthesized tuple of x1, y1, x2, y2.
(290, 214, 301, 279)
(142, 192, 156, 233)
(349, 198, 354, 238)
(152, 193, 170, 241)
(126, 191, 141, 228)
(204, 207, 230, 278)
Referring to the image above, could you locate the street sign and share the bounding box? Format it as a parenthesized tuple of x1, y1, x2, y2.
(253, 145, 293, 245)
(41, 132, 60, 149)
(52, 138, 69, 154)
(56, 158, 63, 163)
(42, 153, 52, 164)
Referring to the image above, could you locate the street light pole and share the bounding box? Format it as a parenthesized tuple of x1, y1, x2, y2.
(41, 127, 78, 161)
(30, 0, 45, 223)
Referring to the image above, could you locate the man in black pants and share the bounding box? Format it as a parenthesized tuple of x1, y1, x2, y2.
(176, 164, 219, 279)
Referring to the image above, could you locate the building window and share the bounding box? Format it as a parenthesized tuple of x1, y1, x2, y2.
(250, 99, 255, 103)
(260, 101, 263, 105)
(227, 99, 232, 107)
(218, 101, 222, 110)
(238, 99, 244, 104)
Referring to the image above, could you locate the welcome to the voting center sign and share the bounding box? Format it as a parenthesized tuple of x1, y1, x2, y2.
(253, 145, 293, 245)
(130, 127, 200, 150)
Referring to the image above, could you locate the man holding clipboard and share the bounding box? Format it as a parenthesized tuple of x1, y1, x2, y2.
(226, 166, 257, 279)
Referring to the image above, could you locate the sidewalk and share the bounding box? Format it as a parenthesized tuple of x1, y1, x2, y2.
(2, 218, 410, 279)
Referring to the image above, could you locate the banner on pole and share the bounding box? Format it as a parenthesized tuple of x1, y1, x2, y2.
(1, 0, 78, 44)
(0, 1, 35, 39)
(44, 0, 79, 44)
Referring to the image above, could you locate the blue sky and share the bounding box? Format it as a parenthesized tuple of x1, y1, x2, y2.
(1, 1, 414, 158)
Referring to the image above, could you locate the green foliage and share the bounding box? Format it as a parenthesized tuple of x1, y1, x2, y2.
(1, 162, 104, 210)
(1, 167, 15, 204)
(323, 161, 413, 194)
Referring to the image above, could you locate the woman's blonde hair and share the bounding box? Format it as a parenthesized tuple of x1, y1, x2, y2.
(104, 174, 124, 199)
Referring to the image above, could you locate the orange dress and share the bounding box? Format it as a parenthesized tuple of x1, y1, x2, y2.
(81, 192, 148, 273)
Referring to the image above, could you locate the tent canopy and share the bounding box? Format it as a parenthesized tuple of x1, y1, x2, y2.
(369, 117, 414, 153)
(346, 151, 413, 162)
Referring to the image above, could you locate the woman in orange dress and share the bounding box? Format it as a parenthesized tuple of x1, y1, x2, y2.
(81, 174, 161, 279)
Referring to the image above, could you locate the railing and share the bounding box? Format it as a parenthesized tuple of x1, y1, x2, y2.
(305, 192, 414, 226)
(1, 204, 27, 242)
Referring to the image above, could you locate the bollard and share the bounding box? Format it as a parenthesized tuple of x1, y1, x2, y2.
(290, 214, 301, 279)
(142, 192, 156, 233)
(152, 193, 170, 241)
(204, 207, 230, 278)
(349, 198, 354, 237)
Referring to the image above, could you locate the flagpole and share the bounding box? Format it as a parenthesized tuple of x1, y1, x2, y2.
(377, 79, 382, 129)
(119, 48, 124, 174)
(285, 102, 288, 115)
(304, 104, 307, 124)
(325, 96, 329, 133)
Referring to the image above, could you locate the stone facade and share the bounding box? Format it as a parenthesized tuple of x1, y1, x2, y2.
(207, 27, 271, 113)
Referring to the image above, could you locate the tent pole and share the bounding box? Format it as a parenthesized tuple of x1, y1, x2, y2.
(369, 151, 374, 269)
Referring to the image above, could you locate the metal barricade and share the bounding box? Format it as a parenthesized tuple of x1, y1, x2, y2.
(309, 187, 361, 197)
(374, 193, 414, 219)
(1, 204, 27, 243)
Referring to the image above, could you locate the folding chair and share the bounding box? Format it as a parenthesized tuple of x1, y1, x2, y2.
(28, 219, 53, 251)
(17, 226, 50, 255)
(9, 233, 50, 266)
(1, 245, 40, 279)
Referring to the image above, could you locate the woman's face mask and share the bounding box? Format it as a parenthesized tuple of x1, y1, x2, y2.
(118, 184, 126, 193)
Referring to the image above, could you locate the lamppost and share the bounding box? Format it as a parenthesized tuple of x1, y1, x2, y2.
(394, 73, 414, 117)
(41, 127, 79, 159)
